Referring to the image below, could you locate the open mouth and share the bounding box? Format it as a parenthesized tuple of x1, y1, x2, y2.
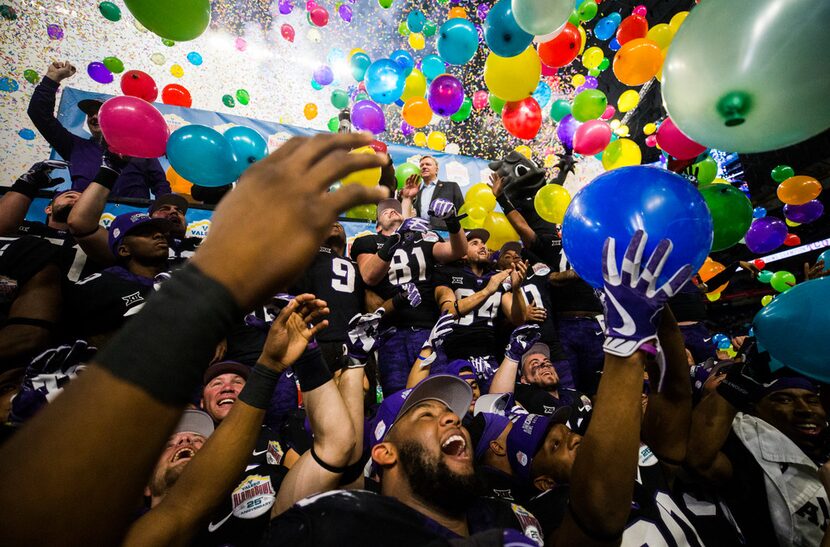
(218, 397, 236, 407)
(794, 423, 822, 436)
(441, 434, 468, 458)
(172, 447, 194, 462)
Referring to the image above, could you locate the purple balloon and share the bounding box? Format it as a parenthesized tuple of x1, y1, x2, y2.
(784, 200, 824, 224)
(556, 114, 580, 151)
(745, 217, 788, 254)
(278, 0, 292, 14)
(352, 99, 386, 134)
(338, 4, 352, 21)
(313, 65, 334, 86)
(401, 121, 414, 137)
(476, 4, 490, 20)
(583, 76, 598, 89)
(427, 74, 464, 116)
(87, 62, 113, 84)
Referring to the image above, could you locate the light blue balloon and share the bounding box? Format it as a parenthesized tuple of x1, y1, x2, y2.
(365, 59, 406, 104)
(350, 52, 371, 82)
(224, 126, 268, 177)
(390, 49, 415, 76)
(421, 54, 446, 81)
(753, 206, 767, 219)
(167, 125, 238, 187)
(593, 15, 619, 41)
(437, 18, 479, 65)
(406, 10, 426, 33)
(186, 51, 203, 65)
(484, 0, 532, 58)
(327, 48, 346, 66)
(818, 249, 830, 271)
(754, 277, 830, 382)
(532, 80, 552, 108)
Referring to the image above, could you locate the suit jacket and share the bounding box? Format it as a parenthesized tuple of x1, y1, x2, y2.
(412, 179, 464, 230)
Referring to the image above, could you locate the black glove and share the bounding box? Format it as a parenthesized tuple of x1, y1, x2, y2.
(10, 160, 69, 198)
(94, 148, 130, 190)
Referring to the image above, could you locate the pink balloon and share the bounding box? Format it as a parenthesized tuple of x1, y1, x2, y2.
(472, 90, 489, 110)
(573, 119, 612, 155)
(541, 63, 558, 77)
(632, 4, 647, 16)
(600, 105, 616, 120)
(645, 134, 657, 147)
(310, 6, 329, 26)
(655, 117, 706, 160)
(98, 96, 169, 158)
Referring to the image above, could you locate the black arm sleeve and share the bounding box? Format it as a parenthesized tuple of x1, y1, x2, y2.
(26, 78, 75, 159)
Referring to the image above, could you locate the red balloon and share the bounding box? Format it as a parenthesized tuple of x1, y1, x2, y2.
(753, 259, 766, 270)
(369, 139, 388, 153)
(616, 14, 648, 45)
(502, 97, 542, 140)
(310, 6, 329, 26)
(161, 84, 192, 108)
(280, 23, 295, 42)
(538, 23, 582, 68)
(784, 233, 801, 247)
(120, 70, 158, 102)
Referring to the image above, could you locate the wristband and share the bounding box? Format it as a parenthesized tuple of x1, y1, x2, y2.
(496, 192, 515, 215)
(96, 264, 241, 405)
(639, 343, 658, 356)
(293, 346, 331, 392)
(237, 363, 282, 409)
(10, 179, 37, 200)
(93, 166, 119, 191)
(310, 445, 351, 474)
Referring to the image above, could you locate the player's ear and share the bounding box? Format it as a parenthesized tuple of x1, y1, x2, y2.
(199, 397, 206, 410)
(532, 474, 556, 492)
(117, 243, 131, 259)
(371, 442, 397, 468)
(44, 203, 52, 216)
(489, 438, 506, 457)
(143, 485, 152, 498)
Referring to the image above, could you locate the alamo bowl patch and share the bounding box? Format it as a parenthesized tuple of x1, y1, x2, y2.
(531, 263, 550, 277)
(231, 474, 275, 519)
(510, 503, 544, 546)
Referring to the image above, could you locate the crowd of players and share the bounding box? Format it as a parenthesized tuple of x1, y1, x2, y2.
(0, 61, 829, 546)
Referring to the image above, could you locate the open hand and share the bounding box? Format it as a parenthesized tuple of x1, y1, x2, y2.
(258, 294, 329, 372)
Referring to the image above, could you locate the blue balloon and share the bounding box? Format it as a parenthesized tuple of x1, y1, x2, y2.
(712, 333, 729, 345)
(224, 126, 268, 177)
(484, 0, 532, 58)
(186, 51, 203, 65)
(406, 10, 426, 33)
(818, 249, 830, 271)
(532, 80, 552, 108)
(421, 54, 446, 81)
(752, 206, 767, 219)
(593, 15, 619, 41)
(350, 52, 371, 81)
(167, 125, 238, 187)
(364, 59, 405, 104)
(437, 18, 479, 65)
(754, 277, 830, 382)
(562, 166, 714, 288)
(390, 49, 415, 76)
(609, 38, 621, 51)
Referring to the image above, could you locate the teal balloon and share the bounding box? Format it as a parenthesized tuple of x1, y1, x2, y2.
(224, 126, 268, 177)
(663, 0, 830, 153)
(550, 99, 571, 121)
(331, 89, 349, 109)
(123, 0, 210, 41)
(365, 59, 405, 104)
(450, 96, 473, 122)
(571, 89, 607, 122)
(754, 277, 830, 381)
(757, 270, 773, 283)
(532, 81, 551, 108)
(485, 0, 532, 58)
(167, 125, 238, 187)
(421, 55, 446, 81)
(699, 184, 752, 251)
(437, 18, 478, 65)
(423, 20, 437, 37)
(406, 10, 425, 33)
(350, 52, 371, 81)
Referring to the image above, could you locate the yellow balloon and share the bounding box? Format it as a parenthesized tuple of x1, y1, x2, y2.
(459, 203, 486, 229)
(413, 131, 427, 147)
(408, 32, 425, 50)
(483, 47, 541, 101)
(543, 154, 557, 168)
(514, 145, 532, 159)
(349, 48, 365, 60)
(706, 292, 721, 302)
(465, 183, 497, 212)
(572, 74, 586, 87)
(401, 69, 427, 100)
(712, 178, 730, 184)
(582, 46, 604, 69)
(614, 124, 630, 137)
(646, 23, 674, 50)
(341, 146, 381, 187)
(578, 25, 587, 55)
(643, 122, 657, 135)
(533, 184, 571, 224)
(601, 138, 641, 170)
(761, 294, 774, 306)
(427, 131, 447, 151)
(483, 212, 519, 251)
(668, 11, 688, 34)
(609, 119, 621, 129)
(617, 89, 640, 112)
(785, 218, 801, 228)
(170, 64, 184, 78)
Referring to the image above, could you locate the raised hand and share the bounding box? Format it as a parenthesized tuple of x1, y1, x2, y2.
(510, 260, 528, 288)
(398, 216, 431, 234)
(428, 198, 456, 220)
(18, 160, 69, 189)
(402, 174, 421, 199)
(45, 61, 76, 83)
(505, 324, 542, 362)
(344, 308, 396, 367)
(258, 294, 330, 372)
(486, 269, 511, 294)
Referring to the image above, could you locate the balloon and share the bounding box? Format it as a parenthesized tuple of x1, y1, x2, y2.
(413, 131, 427, 147)
(341, 146, 381, 187)
(423, 20, 437, 36)
(752, 207, 767, 219)
(365, 59, 405, 104)
(402, 97, 432, 128)
(280, 23, 295, 42)
(162, 83, 192, 107)
(378, 0, 392, 8)
(744, 217, 787, 254)
(698, 257, 729, 294)
(390, 49, 415, 76)
(459, 203, 487, 229)
(616, 14, 647, 45)
(577, 0, 597, 22)
(437, 18, 478, 65)
(760, 295, 774, 307)
(600, 105, 615, 121)
(601, 138, 640, 170)
(351, 100, 386, 134)
(123, 0, 210, 41)
(87, 62, 113, 84)
(421, 55, 446, 81)
(483, 47, 541, 101)
(428, 74, 465, 116)
(309, 6, 328, 26)
(757, 270, 773, 284)
(777, 176, 822, 206)
(313, 65, 334, 86)
(427, 131, 447, 151)
(99, 1, 121, 21)
(770, 165, 795, 184)
(408, 32, 425, 50)
(484, 0, 533, 58)
(784, 200, 824, 224)
(489, 94, 506, 114)
(562, 166, 713, 288)
(615, 90, 639, 114)
(571, 89, 607, 122)
(531, 80, 551, 108)
(594, 12, 621, 41)
(450, 97, 473, 122)
(502, 97, 542, 139)
(668, 11, 688, 34)
(448, 7, 466, 18)
(166, 166, 193, 195)
(534, 184, 571, 224)
(102, 57, 124, 74)
(770, 271, 796, 293)
(331, 89, 349, 109)
(99, 96, 169, 158)
(656, 117, 706, 160)
(691, 156, 718, 185)
(120, 70, 158, 102)
(327, 117, 339, 132)
(466, 183, 497, 211)
(350, 52, 371, 81)
(484, 212, 520, 250)
(538, 23, 581, 68)
(646, 23, 673, 50)
(338, 4, 352, 21)
(167, 125, 237, 186)
(224, 126, 268, 176)
(784, 233, 801, 247)
(573, 119, 611, 155)
(581, 46, 604, 70)
(395, 162, 420, 189)
(406, 10, 426, 33)
(303, 103, 318, 120)
(473, 90, 489, 110)
(401, 69, 427, 100)
(662, 0, 830, 154)
(514, 145, 532, 159)
(612, 38, 662, 86)
(236, 89, 250, 106)
(699, 184, 752, 252)
(511, 0, 572, 36)
(549, 99, 571, 121)
(556, 114, 580, 150)
(186, 51, 203, 66)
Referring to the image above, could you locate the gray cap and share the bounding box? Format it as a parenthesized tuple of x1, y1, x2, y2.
(521, 342, 551, 371)
(174, 409, 215, 438)
(377, 198, 402, 219)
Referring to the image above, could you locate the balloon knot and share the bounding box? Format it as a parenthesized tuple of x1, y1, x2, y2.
(716, 91, 751, 127)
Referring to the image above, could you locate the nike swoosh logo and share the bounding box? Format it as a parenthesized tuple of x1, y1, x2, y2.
(207, 511, 233, 532)
(606, 291, 636, 337)
(252, 449, 267, 456)
(703, 337, 712, 343)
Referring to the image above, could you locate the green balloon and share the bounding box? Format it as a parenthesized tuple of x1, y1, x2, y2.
(577, 0, 597, 22)
(103, 56, 124, 73)
(770, 270, 796, 293)
(378, 0, 393, 8)
(99, 1, 121, 21)
(692, 156, 718, 185)
(489, 94, 506, 115)
(567, 10, 580, 26)
(699, 184, 753, 252)
(331, 89, 349, 109)
(222, 94, 236, 108)
(397, 21, 410, 35)
(588, 68, 600, 77)
(123, 0, 211, 41)
(771, 164, 794, 183)
(423, 20, 437, 37)
(450, 97, 473, 122)
(23, 69, 39, 84)
(571, 89, 607, 122)
(236, 89, 250, 105)
(327, 116, 339, 132)
(355, 92, 369, 102)
(549, 99, 571, 122)
(395, 162, 421, 189)
(597, 58, 610, 70)
(162, 38, 175, 47)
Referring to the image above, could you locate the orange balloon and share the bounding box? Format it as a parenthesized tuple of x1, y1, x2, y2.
(698, 257, 728, 294)
(303, 103, 318, 120)
(777, 175, 822, 205)
(612, 38, 663, 86)
(402, 97, 432, 128)
(166, 166, 193, 196)
(448, 6, 467, 18)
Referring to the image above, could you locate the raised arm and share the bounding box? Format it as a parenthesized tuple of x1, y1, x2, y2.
(405, 314, 455, 388)
(490, 171, 537, 247)
(489, 324, 541, 394)
(501, 260, 528, 325)
(27, 63, 77, 159)
(0, 161, 67, 235)
(435, 270, 510, 318)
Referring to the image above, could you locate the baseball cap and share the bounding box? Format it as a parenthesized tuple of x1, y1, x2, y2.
(474, 393, 513, 416)
(174, 409, 215, 438)
(78, 99, 103, 116)
(108, 212, 172, 255)
(442, 359, 477, 381)
(149, 193, 189, 216)
(368, 375, 473, 449)
(521, 342, 551, 372)
(757, 373, 819, 401)
(499, 241, 522, 256)
(377, 198, 402, 220)
(468, 412, 511, 461)
(506, 411, 570, 481)
(466, 228, 490, 243)
(203, 360, 250, 385)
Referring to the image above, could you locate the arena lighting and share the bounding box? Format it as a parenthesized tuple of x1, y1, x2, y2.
(736, 237, 830, 270)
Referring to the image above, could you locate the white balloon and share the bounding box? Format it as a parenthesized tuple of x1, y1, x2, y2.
(532, 24, 566, 44)
(511, 0, 572, 37)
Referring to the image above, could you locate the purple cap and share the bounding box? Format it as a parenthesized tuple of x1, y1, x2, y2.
(108, 212, 171, 255)
(469, 412, 511, 461)
(442, 359, 477, 380)
(506, 412, 568, 482)
(758, 374, 819, 401)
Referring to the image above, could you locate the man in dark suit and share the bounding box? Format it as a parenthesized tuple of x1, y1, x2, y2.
(402, 156, 464, 230)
